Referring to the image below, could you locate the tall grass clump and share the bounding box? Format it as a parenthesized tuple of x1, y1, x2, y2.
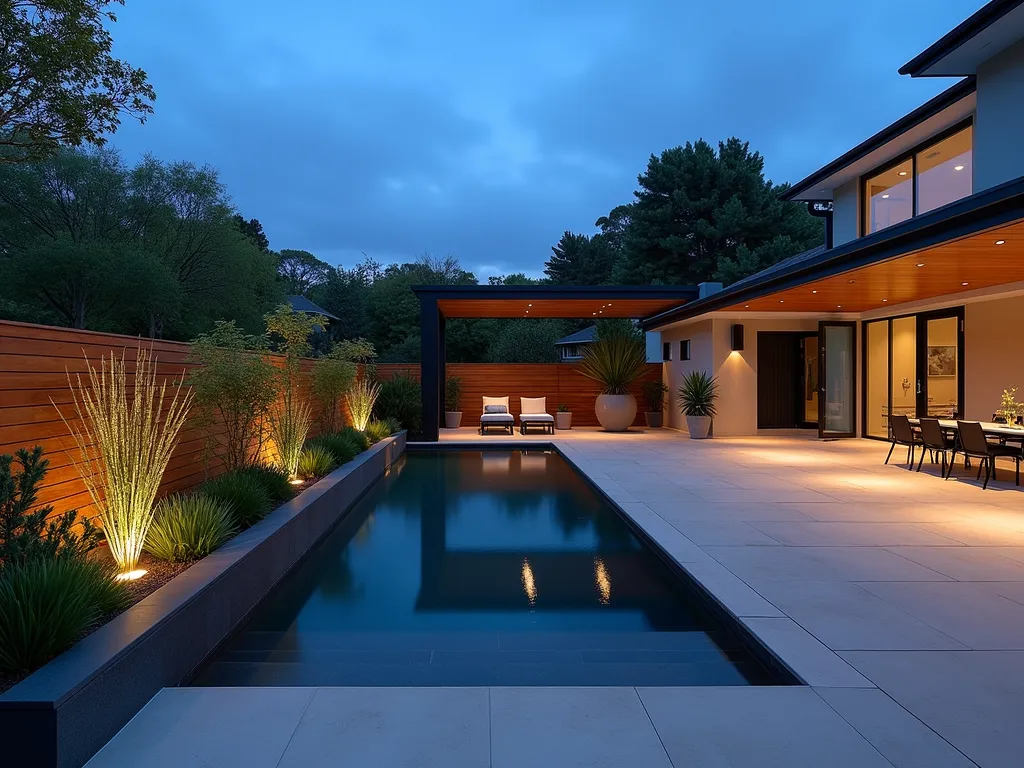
(296, 446, 336, 480)
(305, 434, 357, 467)
(58, 348, 193, 574)
(268, 393, 313, 479)
(145, 494, 237, 563)
(311, 338, 374, 432)
(346, 377, 381, 431)
(364, 420, 394, 444)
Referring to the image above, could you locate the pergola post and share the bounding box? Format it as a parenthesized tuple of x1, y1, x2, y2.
(420, 297, 443, 441)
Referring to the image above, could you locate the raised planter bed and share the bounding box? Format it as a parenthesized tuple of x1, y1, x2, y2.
(0, 432, 406, 768)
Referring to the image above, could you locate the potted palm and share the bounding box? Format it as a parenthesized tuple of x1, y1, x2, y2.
(678, 370, 718, 439)
(578, 336, 648, 432)
(444, 376, 463, 429)
(556, 403, 572, 430)
(642, 380, 669, 428)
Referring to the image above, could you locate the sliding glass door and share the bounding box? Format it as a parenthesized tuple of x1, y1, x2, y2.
(819, 322, 857, 438)
(862, 308, 964, 438)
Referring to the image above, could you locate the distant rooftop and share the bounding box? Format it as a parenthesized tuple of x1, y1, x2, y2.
(555, 326, 597, 346)
(286, 295, 339, 320)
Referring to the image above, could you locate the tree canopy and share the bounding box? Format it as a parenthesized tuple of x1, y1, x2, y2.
(1, 0, 155, 163)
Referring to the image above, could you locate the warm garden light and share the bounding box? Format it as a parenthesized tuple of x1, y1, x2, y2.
(346, 377, 381, 432)
(115, 569, 148, 582)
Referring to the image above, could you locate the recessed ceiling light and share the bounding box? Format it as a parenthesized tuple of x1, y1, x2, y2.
(882, 298, 888, 302)
(954, 165, 964, 171)
(882, 194, 890, 199)
(898, 171, 907, 176)
(527, 303, 532, 307)
(779, 300, 784, 304)
(592, 312, 597, 315)
(916, 263, 925, 267)
(837, 305, 842, 309)
(811, 290, 817, 294)
(848, 279, 855, 284)
(744, 304, 749, 308)
(961, 281, 969, 286)
(995, 240, 1006, 245)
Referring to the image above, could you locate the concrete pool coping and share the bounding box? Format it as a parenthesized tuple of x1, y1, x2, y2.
(0, 432, 406, 768)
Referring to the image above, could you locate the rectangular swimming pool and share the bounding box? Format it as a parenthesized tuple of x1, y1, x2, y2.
(192, 450, 790, 686)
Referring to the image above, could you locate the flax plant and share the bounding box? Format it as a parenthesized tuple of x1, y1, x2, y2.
(345, 377, 381, 432)
(58, 349, 193, 574)
(269, 388, 313, 479)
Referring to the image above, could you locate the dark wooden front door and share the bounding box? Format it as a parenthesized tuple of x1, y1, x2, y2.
(757, 333, 803, 429)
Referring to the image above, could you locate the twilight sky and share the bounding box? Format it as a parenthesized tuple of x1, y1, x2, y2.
(110, 0, 980, 279)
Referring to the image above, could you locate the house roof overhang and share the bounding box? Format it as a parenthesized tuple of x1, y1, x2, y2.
(412, 284, 698, 319)
(782, 79, 976, 203)
(900, 0, 1024, 77)
(643, 176, 1024, 328)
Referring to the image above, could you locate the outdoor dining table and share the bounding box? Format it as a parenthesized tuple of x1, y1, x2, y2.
(907, 418, 1024, 443)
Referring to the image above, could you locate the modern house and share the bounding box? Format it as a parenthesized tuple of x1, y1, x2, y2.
(554, 325, 597, 361)
(643, 0, 1024, 438)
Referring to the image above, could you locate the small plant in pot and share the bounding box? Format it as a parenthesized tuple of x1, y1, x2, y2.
(444, 376, 463, 429)
(642, 380, 669, 428)
(556, 403, 572, 430)
(678, 370, 719, 439)
(578, 336, 648, 432)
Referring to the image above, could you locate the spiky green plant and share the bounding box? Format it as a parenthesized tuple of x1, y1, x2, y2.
(296, 446, 336, 480)
(678, 370, 719, 418)
(364, 420, 393, 444)
(305, 434, 358, 468)
(200, 471, 272, 529)
(578, 336, 649, 395)
(235, 464, 293, 502)
(345, 377, 381, 431)
(269, 391, 313, 480)
(0, 557, 128, 675)
(58, 348, 193, 574)
(144, 494, 237, 563)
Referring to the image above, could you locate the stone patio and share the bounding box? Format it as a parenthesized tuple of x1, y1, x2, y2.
(89, 430, 1024, 767)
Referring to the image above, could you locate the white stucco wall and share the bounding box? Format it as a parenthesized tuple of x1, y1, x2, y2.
(965, 294, 1024, 420)
(975, 38, 1024, 191)
(832, 179, 859, 246)
(659, 320, 714, 433)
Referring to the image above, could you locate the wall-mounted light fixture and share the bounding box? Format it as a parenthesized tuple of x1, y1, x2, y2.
(731, 324, 744, 351)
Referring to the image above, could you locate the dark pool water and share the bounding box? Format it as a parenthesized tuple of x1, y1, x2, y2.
(192, 450, 784, 686)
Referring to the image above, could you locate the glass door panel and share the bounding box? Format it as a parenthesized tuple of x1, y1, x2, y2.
(865, 321, 889, 438)
(802, 335, 819, 426)
(819, 322, 856, 437)
(922, 315, 961, 418)
(890, 317, 917, 421)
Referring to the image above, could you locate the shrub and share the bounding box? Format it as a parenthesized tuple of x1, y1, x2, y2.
(296, 446, 336, 480)
(0, 557, 128, 675)
(305, 434, 357, 467)
(1, 447, 100, 567)
(188, 321, 279, 471)
(678, 370, 719, 418)
(374, 370, 421, 432)
(59, 348, 193, 573)
(235, 464, 293, 502)
(201, 471, 272, 529)
(382, 417, 401, 435)
(364, 420, 393, 444)
(144, 494, 237, 563)
(311, 351, 359, 433)
(339, 427, 370, 452)
(345, 377, 381, 431)
(642, 380, 670, 412)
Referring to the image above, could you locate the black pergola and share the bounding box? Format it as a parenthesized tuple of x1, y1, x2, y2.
(412, 284, 698, 440)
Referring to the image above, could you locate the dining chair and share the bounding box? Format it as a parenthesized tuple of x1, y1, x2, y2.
(917, 418, 957, 478)
(886, 414, 921, 468)
(956, 421, 1021, 489)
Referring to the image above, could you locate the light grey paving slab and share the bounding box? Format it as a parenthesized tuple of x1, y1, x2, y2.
(814, 687, 978, 768)
(885, 546, 1024, 581)
(677, 556, 785, 617)
(638, 686, 894, 768)
(741, 617, 874, 687)
(668, 519, 783, 546)
(704, 544, 952, 583)
(749, 521, 964, 547)
(490, 687, 671, 768)
(689, 487, 839, 503)
(840, 651, 1024, 768)
(858, 581, 1024, 650)
(753, 581, 967, 651)
(85, 687, 314, 768)
(277, 687, 489, 768)
(786, 502, 976, 523)
(913, 522, 1024, 546)
(644, 500, 814, 522)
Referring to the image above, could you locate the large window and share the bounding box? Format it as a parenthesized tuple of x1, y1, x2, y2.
(863, 124, 973, 235)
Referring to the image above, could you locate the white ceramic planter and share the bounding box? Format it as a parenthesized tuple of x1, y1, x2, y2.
(444, 412, 462, 429)
(685, 415, 712, 439)
(595, 394, 637, 432)
(555, 412, 572, 430)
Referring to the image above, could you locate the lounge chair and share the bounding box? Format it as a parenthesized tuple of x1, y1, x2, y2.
(519, 397, 554, 435)
(479, 396, 514, 435)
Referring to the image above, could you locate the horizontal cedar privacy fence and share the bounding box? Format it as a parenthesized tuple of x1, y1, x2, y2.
(375, 363, 662, 427)
(0, 320, 321, 523)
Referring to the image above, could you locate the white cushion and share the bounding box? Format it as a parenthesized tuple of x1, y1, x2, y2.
(480, 412, 514, 423)
(520, 396, 547, 414)
(482, 395, 509, 410)
(519, 413, 554, 422)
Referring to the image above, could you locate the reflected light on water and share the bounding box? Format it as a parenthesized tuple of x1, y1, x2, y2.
(594, 558, 611, 605)
(521, 558, 537, 606)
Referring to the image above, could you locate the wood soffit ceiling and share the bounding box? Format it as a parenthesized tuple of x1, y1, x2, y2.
(725, 221, 1024, 313)
(436, 298, 688, 318)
